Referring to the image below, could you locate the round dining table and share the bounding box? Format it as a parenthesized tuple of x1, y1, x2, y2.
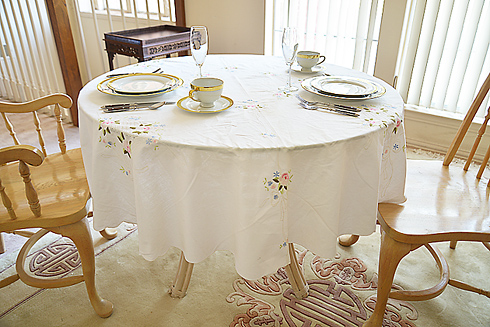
(78, 54, 406, 298)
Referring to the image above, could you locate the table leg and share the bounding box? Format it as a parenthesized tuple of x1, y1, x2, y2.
(169, 251, 194, 298)
(284, 243, 309, 299)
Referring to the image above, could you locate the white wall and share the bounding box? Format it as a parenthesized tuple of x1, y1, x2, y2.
(185, 0, 265, 55)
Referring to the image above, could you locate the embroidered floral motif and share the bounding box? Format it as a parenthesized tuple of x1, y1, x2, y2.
(264, 170, 292, 248)
(120, 166, 130, 176)
(264, 171, 292, 199)
(130, 123, 152, 134)
(98, 118, 119, 135)
(235, 100, 263, 110)
(364, 112, 403, 134)
(273, 91, 294, 98)
(117, 132, 132, 158)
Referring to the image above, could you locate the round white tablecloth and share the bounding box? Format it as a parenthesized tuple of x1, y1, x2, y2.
(79, 54, 406, 280)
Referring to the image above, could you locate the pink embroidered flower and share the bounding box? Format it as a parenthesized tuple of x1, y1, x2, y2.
(279, 173, 290, 186)
(101, 120, 115, 127)
(122, 139, 131, 153)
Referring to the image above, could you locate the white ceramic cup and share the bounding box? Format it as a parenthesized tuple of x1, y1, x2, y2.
(189, 77, 223, 108)
(296, 51, 326, 71)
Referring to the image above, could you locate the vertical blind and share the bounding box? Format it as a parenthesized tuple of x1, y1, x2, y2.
(398, 0, 490, 117)
(269, 0, 384, 75)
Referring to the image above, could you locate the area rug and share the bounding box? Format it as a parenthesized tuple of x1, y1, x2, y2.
(1, 222, 489, 326)
(1, 149, 490, 326)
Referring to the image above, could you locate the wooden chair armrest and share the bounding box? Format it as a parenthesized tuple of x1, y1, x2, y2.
(0, 93, 72, 113)
(0, 145, 44, 166)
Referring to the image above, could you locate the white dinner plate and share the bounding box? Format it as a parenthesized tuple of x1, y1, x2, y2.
(97, 74, 183, 97)
(291, 64, 326, 73)
(177, 96, 234, 113)
(301, 76, 386, 100)
(310, 76, 379, 98)
(108, 73, 176, 94)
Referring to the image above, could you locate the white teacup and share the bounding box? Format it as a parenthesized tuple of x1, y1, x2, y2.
(296, 51, 326, 71)
(189, 78, 223, 108)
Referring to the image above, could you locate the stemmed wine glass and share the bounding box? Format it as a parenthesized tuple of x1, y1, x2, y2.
(190, 26, 208, 78)
(279, 27, 298, 92)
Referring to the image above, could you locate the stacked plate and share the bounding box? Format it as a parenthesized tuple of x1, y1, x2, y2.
(301, 76, 386, 100)
(97, 73, 183, 97)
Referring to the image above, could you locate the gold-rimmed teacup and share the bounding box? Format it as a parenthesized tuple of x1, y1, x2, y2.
(189, 77, 223, 108)
(297, 51, 326, 71)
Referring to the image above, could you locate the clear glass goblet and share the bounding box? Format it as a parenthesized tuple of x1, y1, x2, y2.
(279, 27, 298, 92)
(190, 26, 208, 78)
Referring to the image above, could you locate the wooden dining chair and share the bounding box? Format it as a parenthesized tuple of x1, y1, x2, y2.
(0, 93, 118, 252)
(364, 72, 490, 326)
(0, 94, 113, 317)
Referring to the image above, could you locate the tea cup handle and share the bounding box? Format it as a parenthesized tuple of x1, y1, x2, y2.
(318, 56, 326, 65)
(189, 89, 198, 102)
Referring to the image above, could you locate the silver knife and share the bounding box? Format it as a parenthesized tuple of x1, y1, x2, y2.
(101, 101, 175, 112)
(101, 102, 161, 110)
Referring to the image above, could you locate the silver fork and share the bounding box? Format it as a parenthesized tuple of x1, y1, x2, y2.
(299, 102, 359, 117)
(106, 67, 162, 78)
(295, 94, 361, 112)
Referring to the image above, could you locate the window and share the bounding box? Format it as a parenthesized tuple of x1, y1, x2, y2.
(266, 0, 385, 75)
(78, 0, 172, 21)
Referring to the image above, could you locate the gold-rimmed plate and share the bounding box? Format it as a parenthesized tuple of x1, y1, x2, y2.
(301, 76, 386, 100)
(97, 73, 183, 97)
(310, 76, 379, 98)
(108, 73, 174, 94)
(177, 96, 233, 113)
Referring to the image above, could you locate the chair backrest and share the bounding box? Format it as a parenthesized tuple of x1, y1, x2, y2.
(0, 145, 44, 219)
(0, 94, 72, 157)
(442, 72, 490, 183)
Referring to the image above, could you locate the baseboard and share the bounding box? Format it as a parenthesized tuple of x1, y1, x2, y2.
(404, 106, 490, 163)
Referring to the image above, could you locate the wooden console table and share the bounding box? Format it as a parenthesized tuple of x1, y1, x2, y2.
(104, 25, 191, 70)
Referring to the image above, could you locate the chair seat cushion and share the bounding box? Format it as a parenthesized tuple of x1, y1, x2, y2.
(0, 148, 90, 231)
(378, 159, 490, 243)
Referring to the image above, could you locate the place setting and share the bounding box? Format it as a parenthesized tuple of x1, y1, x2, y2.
(177, 26, 234, 113)
(98, 26, 234, 115)
(97, 68, 183, 98)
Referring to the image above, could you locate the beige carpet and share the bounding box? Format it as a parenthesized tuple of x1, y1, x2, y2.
(1, 150, 490, 326)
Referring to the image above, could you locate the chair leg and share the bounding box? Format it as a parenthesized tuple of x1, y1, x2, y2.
(0, 233, 5, 254)
(99, 228, 118, 240)
(363, 230, 412, 327)
(55, 218, 113, 318)
(450, 240, 457, 249)
(338, 234, 360, 247)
